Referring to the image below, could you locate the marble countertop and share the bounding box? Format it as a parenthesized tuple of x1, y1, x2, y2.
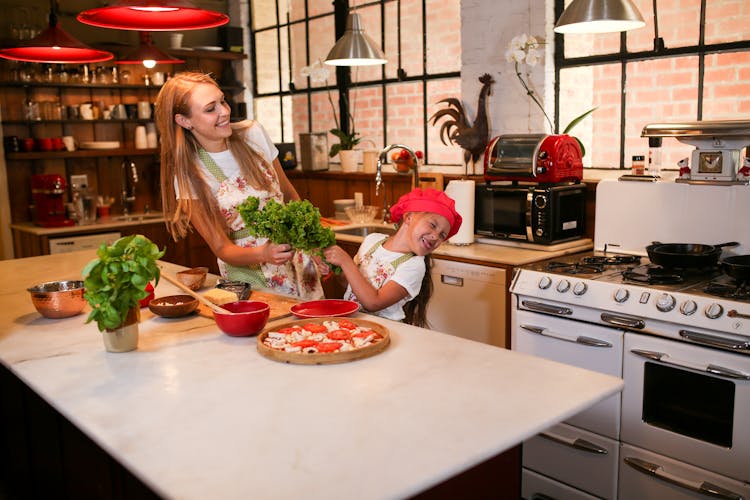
(1, 250, 622, 499)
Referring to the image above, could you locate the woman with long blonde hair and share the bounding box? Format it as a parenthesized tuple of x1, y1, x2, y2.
(155, 71, 323, 298)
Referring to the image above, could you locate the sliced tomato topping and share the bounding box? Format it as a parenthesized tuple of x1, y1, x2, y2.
(316, 342, 343, 353)
(278, 327, 302, 335)
(352, 329, 381, 339)
(303, 323, 328, 333)
(291, 339, 318, 348)
(326, 329, 351, 340)
(337, 319, 357, 330)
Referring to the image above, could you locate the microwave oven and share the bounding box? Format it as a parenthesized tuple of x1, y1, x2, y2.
(474, 183, 586, 244)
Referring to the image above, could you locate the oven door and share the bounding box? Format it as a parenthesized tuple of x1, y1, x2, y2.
(512, 308, 623, 439)
(622, 332, 750, 482)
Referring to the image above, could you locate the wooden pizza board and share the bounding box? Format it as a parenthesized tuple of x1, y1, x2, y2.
(198, 289, 300, 321)
(256, 316, 390, 365)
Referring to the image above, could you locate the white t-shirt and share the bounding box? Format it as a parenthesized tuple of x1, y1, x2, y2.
(344, 233, 426, 322)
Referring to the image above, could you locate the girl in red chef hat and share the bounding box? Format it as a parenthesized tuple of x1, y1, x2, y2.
(323, 188, 462, 327)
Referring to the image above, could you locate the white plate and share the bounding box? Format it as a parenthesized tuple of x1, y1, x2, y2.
(79, 141, 121, 150)
(193, 46, 223, 52)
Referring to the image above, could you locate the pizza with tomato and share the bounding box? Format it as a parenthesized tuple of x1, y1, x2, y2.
(257, 317, 390, 364)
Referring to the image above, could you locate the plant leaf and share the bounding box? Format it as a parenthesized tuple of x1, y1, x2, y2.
(562, 107, 597, 135)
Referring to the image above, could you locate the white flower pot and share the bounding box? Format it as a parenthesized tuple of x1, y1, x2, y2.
(339, 149, 359, 172)
(102, 307, 139, 352)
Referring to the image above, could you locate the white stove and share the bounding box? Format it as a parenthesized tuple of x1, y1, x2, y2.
(512, 179, 750, 500)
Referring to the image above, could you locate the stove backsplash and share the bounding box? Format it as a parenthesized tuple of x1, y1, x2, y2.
(594, 179, 750, 256)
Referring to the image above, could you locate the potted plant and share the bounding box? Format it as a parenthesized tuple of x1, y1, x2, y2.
(82, 234, 165, 352)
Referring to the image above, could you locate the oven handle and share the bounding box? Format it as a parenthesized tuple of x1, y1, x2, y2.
(521, 300, 572, 316)
(630, 349, 750, 380)
(540, 431, 608, 455)
(520, 324, 612, 347)
(679, 329, 750, 352)
(600, 312, 645, 329)
(624, 457, 743, 500)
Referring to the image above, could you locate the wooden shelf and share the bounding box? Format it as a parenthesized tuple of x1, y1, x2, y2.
(2, 119, 156, 126)
(0, 81, 164, 90)
(6, 148, 158, 160)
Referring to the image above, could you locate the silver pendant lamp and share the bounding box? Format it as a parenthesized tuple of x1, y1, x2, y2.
(325, 12, 386, 66)
(554, 0, 646, 34)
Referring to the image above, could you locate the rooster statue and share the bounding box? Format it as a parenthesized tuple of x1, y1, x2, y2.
(430, 73, 495, 173)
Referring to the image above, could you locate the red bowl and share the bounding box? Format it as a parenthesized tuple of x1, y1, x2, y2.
(213, 300, 270, 337)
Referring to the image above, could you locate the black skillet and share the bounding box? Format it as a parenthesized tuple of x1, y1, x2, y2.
(720, 255, 750, 281)
(646, 241, 739, 269)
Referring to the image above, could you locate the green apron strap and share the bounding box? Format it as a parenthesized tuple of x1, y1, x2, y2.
(361, 236, 415, 270)
(198, 147, 228, 182)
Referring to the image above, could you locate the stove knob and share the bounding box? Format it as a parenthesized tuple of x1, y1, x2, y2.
(556, 279, 571, 293)
(614, 288, 630, 303)
(705, 303, 724, 319)
(679, 300, 698, 316)
(655, 293, 676, 312)
(572, 282, 588, 296)
(538, 276, 552, 290)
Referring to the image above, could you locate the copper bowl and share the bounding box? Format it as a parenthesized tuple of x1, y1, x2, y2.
(176, 267, 209, 291)
(148, 295, 199, 318)
(27, 280, 86, 319)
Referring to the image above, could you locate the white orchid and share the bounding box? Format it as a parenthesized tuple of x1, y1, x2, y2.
(505, 32, 595, 144)
(300, 59, 330, 85)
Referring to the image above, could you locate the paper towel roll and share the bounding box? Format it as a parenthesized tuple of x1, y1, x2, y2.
(445, 179, 475, 245)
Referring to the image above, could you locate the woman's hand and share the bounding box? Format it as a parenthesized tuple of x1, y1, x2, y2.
(323, 245, 351, 267)
(261, 241, 294, 265)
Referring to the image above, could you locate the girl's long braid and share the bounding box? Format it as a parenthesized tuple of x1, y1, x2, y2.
(403, 254, 433, 328)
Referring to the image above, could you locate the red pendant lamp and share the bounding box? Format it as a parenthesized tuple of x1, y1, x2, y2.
(116, 32, 184, 68)
(77, 0, 229, 31)
(0, 1, 114, 64)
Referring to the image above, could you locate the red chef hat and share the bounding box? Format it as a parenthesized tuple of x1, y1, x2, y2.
(389, 187, 463, 239)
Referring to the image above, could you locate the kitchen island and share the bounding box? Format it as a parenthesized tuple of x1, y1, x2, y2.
(0, 250, 622, 499)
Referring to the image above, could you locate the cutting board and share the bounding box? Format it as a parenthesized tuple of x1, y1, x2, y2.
(198, 290, 300, 321)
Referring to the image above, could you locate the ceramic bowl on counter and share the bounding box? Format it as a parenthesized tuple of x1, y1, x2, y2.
(176, 266, 209, 291)
(148, 295, 199, 318)
(213, 300, 270, 337)
(27, 280, 86, 319)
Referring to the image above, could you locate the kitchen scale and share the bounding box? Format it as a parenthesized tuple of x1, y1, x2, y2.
(642, 120, 750, 184)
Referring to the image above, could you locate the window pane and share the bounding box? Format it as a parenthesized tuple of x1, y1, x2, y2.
(425, 0, 461, 74)
(281, 94, 293, 143)
(703, 50, 750, 119)
(562, 64, 621, 168)
(290, 22, 309, 90)
(308, 0, 334, 18)
(384, 0, 423, 80)
(426, 78, 464, 165)
(308, 15, 336, 83)
(351, 84, 384, 149)
(624, 57, 698, 169)
(279, 26, 291, 93)
(706, 0, 750, 44)
(255, 30, 280, 94)
(291, 92, 309, 135)
(627, 0, 701, 52)
(252, 0, 277, 30)
(385, 81, 424, 154)
(255, 96, 282, 142)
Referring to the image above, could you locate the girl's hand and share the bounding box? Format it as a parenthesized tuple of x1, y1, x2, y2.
(312, 254, 331, 276)
(261, 242, 294, 265)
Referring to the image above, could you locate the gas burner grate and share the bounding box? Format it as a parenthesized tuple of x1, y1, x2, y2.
(546, 261, 604, 274)
(622, 266, 685, 285)
(704, 281, 750, 301)
(583, 255, 641, 266)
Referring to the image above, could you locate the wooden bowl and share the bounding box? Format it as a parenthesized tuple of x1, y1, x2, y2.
(148, 295, 199, 318)
(176, 267, 209, 291)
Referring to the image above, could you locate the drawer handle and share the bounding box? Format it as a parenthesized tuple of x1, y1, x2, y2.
(440, 275, 463, 287)
(624, 457, 743, 500)
(630, 349, 750, 380)
(521, 300, 572, 316)
(601, 312, 645, 329)
(520, 324, 611, 348)
(679, 330, 750, 352)
(539, 431, 608, 455)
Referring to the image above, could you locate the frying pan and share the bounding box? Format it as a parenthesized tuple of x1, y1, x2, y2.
(720, 255, 750, 282)
(646, 241, 738, 269)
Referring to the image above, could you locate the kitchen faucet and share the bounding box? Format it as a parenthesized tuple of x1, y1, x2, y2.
(376, 144, 420, 223)
(121, 159, 138, 215)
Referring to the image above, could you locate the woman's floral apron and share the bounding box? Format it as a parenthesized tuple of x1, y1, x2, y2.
(198, 148, 323, 299)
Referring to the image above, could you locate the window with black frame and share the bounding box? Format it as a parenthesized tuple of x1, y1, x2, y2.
(249, 0, 462, 166)
(554, 0, 750, 170)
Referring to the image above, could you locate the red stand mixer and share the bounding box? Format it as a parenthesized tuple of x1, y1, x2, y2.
(32, 174, 75, 227)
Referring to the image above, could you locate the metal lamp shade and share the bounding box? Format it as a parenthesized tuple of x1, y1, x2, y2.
(0, 11, 113, 63)
(77, 0, 229, 31)
(554, 0, 646, 34)
(116, 32, 184, 67)
(325, 13, 386, 66)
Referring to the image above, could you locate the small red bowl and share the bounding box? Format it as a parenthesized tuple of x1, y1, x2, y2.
(213, 300, 270, 337)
